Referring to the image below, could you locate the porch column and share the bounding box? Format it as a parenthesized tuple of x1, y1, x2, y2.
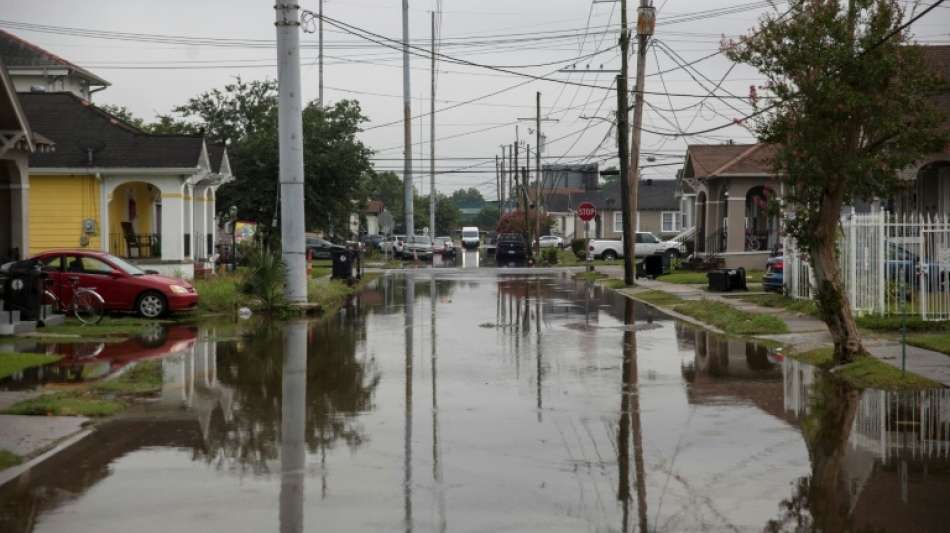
(192, 185, 206, 259)
(12, 158, 29, 258)
(183, 185, 193, 259)
(206, 188, 217, 261)
(161, 188, 185, 261)
(100, 176, 110, 253)
(726, 182, 751, 253)
(704, 194, 719, 253)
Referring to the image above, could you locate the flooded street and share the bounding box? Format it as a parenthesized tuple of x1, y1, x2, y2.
(2, 270, 949, 532)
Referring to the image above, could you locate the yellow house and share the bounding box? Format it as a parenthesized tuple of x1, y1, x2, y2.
(19, 92, 233, 278)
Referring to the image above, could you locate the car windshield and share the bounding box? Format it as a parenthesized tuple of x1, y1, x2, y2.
(106, 254, 147, 276)
(462, 230, 479, 238)
(413, 236, 432, 244)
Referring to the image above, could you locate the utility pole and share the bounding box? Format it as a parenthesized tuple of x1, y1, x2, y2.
(500, 145, 506, 215)
(275, 1, 307, 303)
(616, 0, 635, 286)
(626, 1, 656, 283)
(318, 0, 324, 105)
(508, 143, 514, 214)
(534, 91, 542, 251)
(429, 11, 436, 237)
(402, 0, 414, 235)
(495, 155, 501, 216)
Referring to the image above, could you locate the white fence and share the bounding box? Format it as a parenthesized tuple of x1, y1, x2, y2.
(784, 212, 950, 321)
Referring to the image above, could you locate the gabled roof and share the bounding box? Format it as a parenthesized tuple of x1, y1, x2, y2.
(544, 179, 679, 212)
(19, 92, 204, 169)
(364, 200, 384, 214)
(0, 58, 53, 154)
(0, 29, 109, 87)
(683, 143, 777, 179)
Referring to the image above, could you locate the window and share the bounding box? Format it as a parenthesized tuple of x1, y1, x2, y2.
(636, 233, 659, 244)
(66, 256, 115, 275)
(613, 212, 623, 234)
(661, 211, 679, 233)
(41, 256, 62, 272)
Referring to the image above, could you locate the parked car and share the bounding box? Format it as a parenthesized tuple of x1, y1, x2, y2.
(433, 236, 457, 258)
(763, 255, 784, 292)
(496, 233, 528, 263)
(886, 242, 950, 288)
(539, 235, 564, 249)
(361, 234, 385, 251)
(461, 226, 480, 250)
(306, 237, 346, 260)
(27, 250, 197, 318)
(404, 235, 434, 259)
(588, 232, 685, 260)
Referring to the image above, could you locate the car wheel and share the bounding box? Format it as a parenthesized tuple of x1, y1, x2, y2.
(602, 250, 618, 261)
(137, 291, 167, 318)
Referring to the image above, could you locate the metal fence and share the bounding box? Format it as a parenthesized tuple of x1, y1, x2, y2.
(785, 211, 950, 321)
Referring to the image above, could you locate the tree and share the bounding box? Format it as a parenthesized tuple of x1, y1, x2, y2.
(729, 0, 947, 364)
(96, 104, 146, 129)
(363, 170, 405, 221)
(473, 204, 500, 229)
(412, 192, 460, 235)
(496, 209, 553, 236)
(161, 78, 373, 238)
(449, 187, 484, 206)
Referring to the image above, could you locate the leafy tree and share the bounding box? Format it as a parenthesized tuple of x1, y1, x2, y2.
(449, 187, 485, 207)
(473, 204, 501, 229)
(729, 0, 947, 364)
(496, 209, 553, 236)
(412, 192, 460, 235)
(96, 104, 146, 129)
(363, 170, 405, 220)
(161, 78, 373, 238)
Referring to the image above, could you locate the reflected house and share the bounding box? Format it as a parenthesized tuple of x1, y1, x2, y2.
(777, 358, 950, 531)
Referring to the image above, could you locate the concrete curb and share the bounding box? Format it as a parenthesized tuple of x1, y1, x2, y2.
(0, 427, 94, 488)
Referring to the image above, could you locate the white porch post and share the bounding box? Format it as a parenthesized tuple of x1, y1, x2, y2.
(206, 187, 216, 261)
(192, 185, 205, 259)
(12, 158, 29, 258)
(184, 185, 193, 259)
(161, 188, 185, 261)
(100, 175, 110, 253)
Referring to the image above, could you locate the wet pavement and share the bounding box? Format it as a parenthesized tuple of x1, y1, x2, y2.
(1, 269, 949, 532)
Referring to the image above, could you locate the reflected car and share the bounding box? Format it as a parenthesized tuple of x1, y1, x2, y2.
(27, 250, 198, 318)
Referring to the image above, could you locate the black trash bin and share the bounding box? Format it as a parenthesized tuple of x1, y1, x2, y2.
(707, 269, 731, 292)
(1, 260, 47, 321)
(729, 267, 747, 291)
(644, 255, 665, 279)
(331, 250, 354, 280)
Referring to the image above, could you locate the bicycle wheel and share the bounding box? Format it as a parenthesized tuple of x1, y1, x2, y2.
(73, 288, 105, 325)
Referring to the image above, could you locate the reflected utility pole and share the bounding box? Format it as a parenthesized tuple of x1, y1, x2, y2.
(430, 274, 447, 531)
(279, 321, 308, 533)
(618, 298, 648, 533)
(404, 276, 415, 533)
(535, 280, 543, 423)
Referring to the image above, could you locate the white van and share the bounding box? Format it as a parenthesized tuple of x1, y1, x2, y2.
(461, 227, 480, 250)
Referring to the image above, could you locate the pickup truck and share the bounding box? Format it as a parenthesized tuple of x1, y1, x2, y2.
(588, 232, 685, 260)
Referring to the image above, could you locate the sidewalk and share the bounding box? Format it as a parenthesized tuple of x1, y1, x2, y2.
(597, 267, 950, 387)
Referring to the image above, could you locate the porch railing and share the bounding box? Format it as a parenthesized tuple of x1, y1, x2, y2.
(110, 233, 161, 259)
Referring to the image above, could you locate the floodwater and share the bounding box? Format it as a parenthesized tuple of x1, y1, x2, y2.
(1, 270, 949, 532)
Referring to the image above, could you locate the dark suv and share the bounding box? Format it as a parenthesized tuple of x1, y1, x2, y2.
(495, 233, 527, 263)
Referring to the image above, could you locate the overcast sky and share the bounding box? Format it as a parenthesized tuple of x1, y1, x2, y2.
(4, 0, 948, 198)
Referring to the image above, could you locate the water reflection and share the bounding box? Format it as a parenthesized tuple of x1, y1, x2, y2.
(279, 321, 308, 533)
(617, 297, 648, 533)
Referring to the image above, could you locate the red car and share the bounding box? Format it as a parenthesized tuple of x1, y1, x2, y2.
(29, 250, 198, 318)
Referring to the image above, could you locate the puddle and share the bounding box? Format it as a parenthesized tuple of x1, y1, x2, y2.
(0, 272, 946, 532)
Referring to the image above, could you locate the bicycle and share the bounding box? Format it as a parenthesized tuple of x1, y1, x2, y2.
(44, 282, 105, 325)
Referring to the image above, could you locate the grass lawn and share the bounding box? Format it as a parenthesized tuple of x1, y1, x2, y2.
(194, 273, 251, 314)
(0, 449, 22, 471)
(555, 248, 611, 266)
(2, 392, 125, 417)
(38, 317, 171, 338)
(734, 293, 819, 316)
(573, 271, 608, 282)
(906, 333, 950, 356)
(856, 315, 950, 333)
(308, 272, 382, 314)
(673, 299, 789, 336)
(792, 347, 940, 390)
(311, 259, 333, 278)
(0, 352, 61, 380)
(632, 289, 685, 307)
(599, 278, 628, 290)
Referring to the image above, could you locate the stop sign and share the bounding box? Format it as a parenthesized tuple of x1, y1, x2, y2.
(577, 201, 597, 222)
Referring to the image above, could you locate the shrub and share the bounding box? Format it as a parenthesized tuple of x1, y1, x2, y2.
(571, 238, 588, 259)
(245, 245, 285, 311)
(542, 247, 558, 266)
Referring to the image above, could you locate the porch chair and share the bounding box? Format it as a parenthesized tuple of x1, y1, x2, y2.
(121, 222, 150, 258)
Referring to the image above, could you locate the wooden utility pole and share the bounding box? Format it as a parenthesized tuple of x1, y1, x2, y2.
(318, 0, 324, 105)
(626, 1, 656, 283)
(616, 0, 635, 285)
(429, 11, 436, 236)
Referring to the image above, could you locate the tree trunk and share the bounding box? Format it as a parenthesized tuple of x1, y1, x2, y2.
(809, 185, 865, 365)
